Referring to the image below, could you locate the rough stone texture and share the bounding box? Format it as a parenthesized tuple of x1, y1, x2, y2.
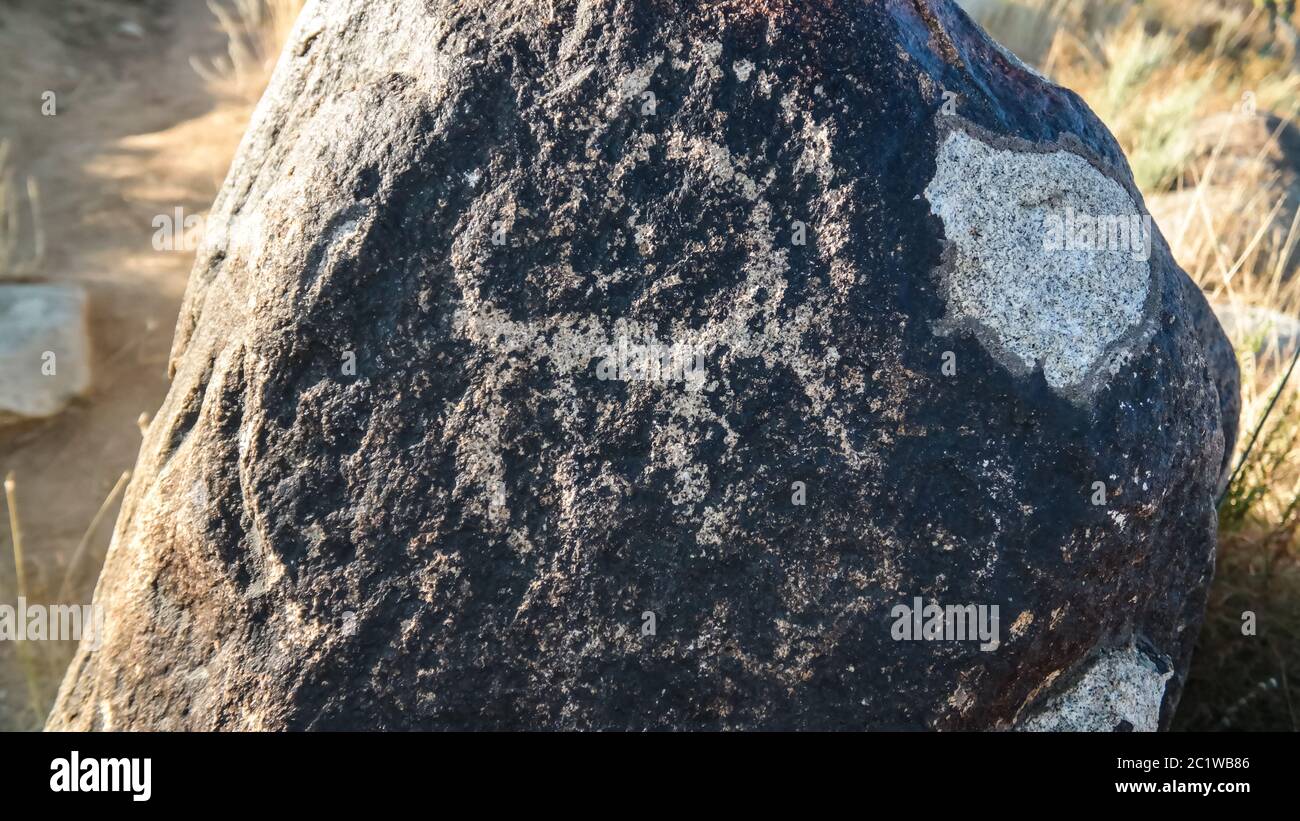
(0, 284, 91, 425)
(49, 0, 1237, 730)
(1018, 641, 1173, 732)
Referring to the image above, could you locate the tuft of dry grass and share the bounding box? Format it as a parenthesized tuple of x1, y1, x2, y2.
(2, 473, 44, 726)
(964, 0, 1300, 730)
(191, 0, 306, 104)
(2, 470, 130, 729)
(0, 140, 44, 280)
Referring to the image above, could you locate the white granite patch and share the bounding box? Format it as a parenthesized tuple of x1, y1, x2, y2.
(1020, 643, 1173, 732)
(925, 130, 1152, 399)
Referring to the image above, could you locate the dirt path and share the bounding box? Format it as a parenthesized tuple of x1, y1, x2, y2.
(0, 0, 252, 728)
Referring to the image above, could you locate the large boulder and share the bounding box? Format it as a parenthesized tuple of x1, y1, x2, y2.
(48, 0, 1237, 730)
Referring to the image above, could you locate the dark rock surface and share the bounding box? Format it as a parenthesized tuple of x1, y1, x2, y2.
(48, 0, 1238, 730)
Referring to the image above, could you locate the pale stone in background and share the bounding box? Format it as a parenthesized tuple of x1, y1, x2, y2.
(0, 284, 91, 424)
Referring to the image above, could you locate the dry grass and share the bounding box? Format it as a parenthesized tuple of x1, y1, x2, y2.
(0, 140, 44, 280)
(2, 473, 43, 725)
(191, 0, 306, 103)
(1, 471, 130, 729)
(964, 0, 1300, 730)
